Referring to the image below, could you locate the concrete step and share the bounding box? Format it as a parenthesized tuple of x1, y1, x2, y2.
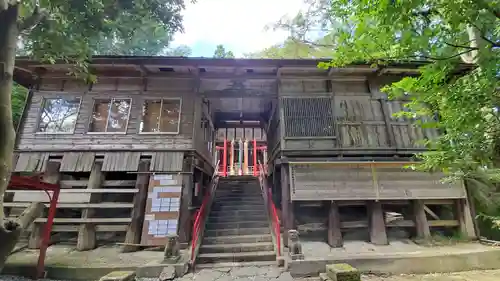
(212, 201, 264, 207)
(206, 221, 269, 230)
(211, 205, 266, 212)
(197, 251, 276, 264)
(205, 227, 271, 237)
(203, 234, 272, 245)
(214, 195, 263, 201)
(195, 260, 277, 269)
(200, 242, 274, 254)
(209, 209, 267, 217)
(208, 214, 268, 223)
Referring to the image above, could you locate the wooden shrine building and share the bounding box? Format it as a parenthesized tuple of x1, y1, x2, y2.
(10, 57, 476, 252)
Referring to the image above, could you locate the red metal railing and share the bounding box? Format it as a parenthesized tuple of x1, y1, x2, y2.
(8, 175, 61, 279)
(257, 162, 281, 257)
(190, 162, 220, 265)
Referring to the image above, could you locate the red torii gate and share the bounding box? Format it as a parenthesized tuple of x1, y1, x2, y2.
(7, 175, 61, 279)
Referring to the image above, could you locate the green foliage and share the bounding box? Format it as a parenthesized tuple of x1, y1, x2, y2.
(213, 44, 235, 58)
(163, 45, 192, 56)
(11, 84, 27, 128)
(246, 36, 334, 59)
(19, 0, 186, 62)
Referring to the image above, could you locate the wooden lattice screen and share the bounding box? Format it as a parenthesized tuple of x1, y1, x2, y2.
(281, 96, 335, 137)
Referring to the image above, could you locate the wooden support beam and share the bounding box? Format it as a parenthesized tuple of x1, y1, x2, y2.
(327, 201, 343, 248)
(77, 162, 105, 251)
(178, 160, 194, 244)
(455, 198, 477, 239)
(281, 164, 294, 247)
(367, 201, 388, 245)
(412, 200, 431, 239)
(28, 161, 61, 249)
(123, 161, 151, 252)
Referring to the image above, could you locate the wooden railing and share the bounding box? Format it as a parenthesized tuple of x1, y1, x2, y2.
(189, 162, 220, 265)
(257, 162, 282, 257)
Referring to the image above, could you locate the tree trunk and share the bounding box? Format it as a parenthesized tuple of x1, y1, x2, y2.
(0, 3, 23, 272)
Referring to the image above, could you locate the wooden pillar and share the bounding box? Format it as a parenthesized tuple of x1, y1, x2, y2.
(123, 161, 150, 252)
(77, 162, 104, 251)
(28, 161, 61, 249)
(367, 201, 388, 245)
(178, 161, 194, 246)
(455, 198, 476, 239)
(328, 201, 344, 248)
(412, 200, 431, 239)
(281, 164, 294, 247)
(328, 201, 343, 248)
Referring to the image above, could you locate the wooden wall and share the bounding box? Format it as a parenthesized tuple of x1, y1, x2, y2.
(275, 76, 438, 153)
(16, 77, 196, 151)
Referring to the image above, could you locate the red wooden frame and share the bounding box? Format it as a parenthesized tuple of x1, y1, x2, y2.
(8, 175, 60, 280)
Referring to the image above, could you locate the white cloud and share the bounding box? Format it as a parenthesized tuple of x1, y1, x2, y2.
(173, 0, 306, 56)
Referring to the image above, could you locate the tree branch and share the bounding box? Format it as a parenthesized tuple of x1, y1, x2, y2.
(17, 5, 48, 32)
(444, 41, 479, 50)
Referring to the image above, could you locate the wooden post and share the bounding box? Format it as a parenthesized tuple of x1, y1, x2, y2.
(281, 164, 294, 247)
(367, 201, 388, 245)
(412, 200, 431, 239)
(328, 201, 343, 248)
(455, 198, 476, 239)
(28, 161, 61, 249)
(178, 161, 194, 246)
(77, 162, 104, 251)
(123, 161, 150, 252)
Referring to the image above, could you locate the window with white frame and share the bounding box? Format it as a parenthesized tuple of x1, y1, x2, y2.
(88, 98, 131, 133)
(37, 97, 81, 133)
(140, 99, 181, 133)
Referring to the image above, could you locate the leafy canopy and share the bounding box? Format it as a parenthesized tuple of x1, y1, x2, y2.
(213, 44, 235, 58)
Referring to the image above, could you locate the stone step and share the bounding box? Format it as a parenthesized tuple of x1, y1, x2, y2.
(206, 221, 269, 230)
(208, 214, 268, 223)
(205, 227, 271, 237)
(197, 251, 276, 264)
(211, 205, 266, 212)
(203, 234, 272, 245)
(214, 195, 263, 201)
(209, 209, 267, 217)
(200, 242, 274, 254)
(212, 201, 264, 207)
(195, 260, 277, 269)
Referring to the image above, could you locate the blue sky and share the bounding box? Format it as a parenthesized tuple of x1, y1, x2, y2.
(171, 0, 307, 57)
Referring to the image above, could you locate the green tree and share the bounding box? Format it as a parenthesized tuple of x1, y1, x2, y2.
(0, 0, 186, 269)
(163, 44, 192, 56)
(11, 84, 27, 128)
(281, 0, 499, 228)
(246, 36, 334, 59)
(213, 44, 235, 58)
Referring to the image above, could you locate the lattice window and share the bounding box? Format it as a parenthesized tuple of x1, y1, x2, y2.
(282, 97, 335, 137)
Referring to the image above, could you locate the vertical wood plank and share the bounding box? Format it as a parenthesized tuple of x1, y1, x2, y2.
(380, 99, 397, 148)
(28, 161, 61, 249)
(178, 157, 193, 245)
(123, 161, 151, 252)
(455, 198, 477, 239)
(367, 201, 388, 245)
(412, 200, 431, 239)
(281, 164, 293, 247)
(77, 162, 104, 251)
(328, 201, 343, 248)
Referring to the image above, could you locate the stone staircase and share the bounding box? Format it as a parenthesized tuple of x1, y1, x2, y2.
(196, 176, 276, 268)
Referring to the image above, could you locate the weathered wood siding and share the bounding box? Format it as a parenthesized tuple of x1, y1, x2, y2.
(289, 163, 466, 201)
(278, 76, 439, 152)
(16, 77, 195, 151)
